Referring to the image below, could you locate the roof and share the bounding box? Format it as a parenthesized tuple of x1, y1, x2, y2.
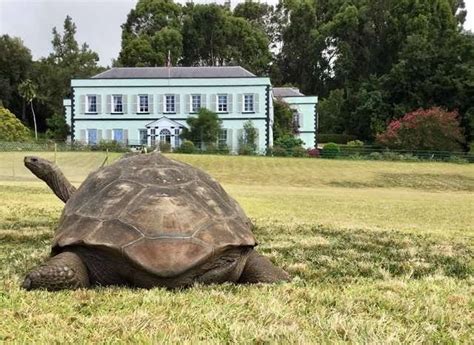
(273, 87, 305, 97)
(92, 66, 256, 79)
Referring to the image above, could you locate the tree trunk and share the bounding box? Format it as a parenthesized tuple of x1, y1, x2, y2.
(30, 101, 38, 140)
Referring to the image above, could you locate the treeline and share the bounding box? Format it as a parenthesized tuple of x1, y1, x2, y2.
(0, 0, 473, 147)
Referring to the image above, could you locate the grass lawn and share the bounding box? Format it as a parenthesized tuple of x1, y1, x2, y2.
(0, 152, 473, 343)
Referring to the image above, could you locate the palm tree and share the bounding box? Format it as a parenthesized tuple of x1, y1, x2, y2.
(18, 79, 38, 140)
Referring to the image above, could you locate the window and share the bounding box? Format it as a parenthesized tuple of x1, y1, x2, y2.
(87, 129, 97, 145)
(138, 95, 149, 113)
(218, 94, 228, 112)
(139, 129, 148, 146)
(113, 95, 123, 113)
(244, 94, 254, 112)
(218, 129, 227, 147)
(87, 95, 97, 113)
(113, 129, 123, 143)
(150, 128, 156, 146)
(159, 129, 171, 144)
(165, 95, 175, 113)
(174, 128, 180, 148)
(191, 95, 201, 113)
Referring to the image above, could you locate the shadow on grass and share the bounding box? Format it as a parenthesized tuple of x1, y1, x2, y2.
(329, 173, 474, 192)
(255, 224, 473, 282)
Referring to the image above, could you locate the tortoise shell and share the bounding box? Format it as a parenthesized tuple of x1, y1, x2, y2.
(52, 153, 256, 277)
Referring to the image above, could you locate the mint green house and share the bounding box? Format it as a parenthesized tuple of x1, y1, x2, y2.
(64, 67, 317, 152)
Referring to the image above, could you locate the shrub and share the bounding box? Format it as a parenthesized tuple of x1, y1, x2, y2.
(0, 107, 31, 142)
(307, 148, 320, 157)
(97, 140, 129, 152)
(322, 142, 340, 158)
(318, 134, 357, 144)
(178, 140, 195, 153)
(272, 145, 288, 157)
(159, 141, 171, 153)
(292, 146, 308, 157)
(376, 107, 465, 152)
(217, 144, 230, 155)
(347, 140, 364, 147)
(238, 143, 257, 156)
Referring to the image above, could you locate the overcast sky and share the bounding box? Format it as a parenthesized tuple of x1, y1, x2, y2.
(1, 0, 474, 67)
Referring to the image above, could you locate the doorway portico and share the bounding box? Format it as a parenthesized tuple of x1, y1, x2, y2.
(146, 117, 186, 149)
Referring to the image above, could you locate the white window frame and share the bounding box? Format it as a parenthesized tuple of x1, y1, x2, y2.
(218, 129, 227, 147)
(243, 94, 254, 113)
(87, 128, 98, 145)
(165, 95, 176, 113)
(112, 95, 123, 113)
(139, 129, 148, 146)
(217, 94, 228, 113)
(191, 94, 201, 113)
(138, 95, 149, 113)
(113, 128, 124, 143)
(86, 95, 97, 113)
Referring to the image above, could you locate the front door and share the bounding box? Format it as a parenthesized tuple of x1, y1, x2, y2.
(159, 129, 171, 145)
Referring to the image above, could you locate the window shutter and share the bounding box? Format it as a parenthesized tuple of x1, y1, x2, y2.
(201, 94, 207, 109)
(79, 95, 85, 114)
(157, 94, 163, 113)
(122, 95, 128, 114)
(237, 129, 244, 150)
(237, 94, 243, 113)
(254, 93, 259, 113)
(186, 94, 190, 112)
(97, 129, 103, 141)
(124, 129, 129, 145)
(79, 129, 86, 143)
(96, 95, 102, 113)
(226, 128, 233, 148)
(105, 129, 112, 140)
(132, 95, 137, 114)
(299, 113, 304, 128)
(148, 94, 154, 113)
(227, 94, 233, 113)
(210, 94, 216, 111)
(175, 94, 180, 114)
(106, 95, 111, 114)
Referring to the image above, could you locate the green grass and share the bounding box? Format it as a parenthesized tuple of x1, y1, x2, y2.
(0, 152, 473, 343)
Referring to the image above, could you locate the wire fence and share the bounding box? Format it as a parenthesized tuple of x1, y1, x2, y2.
(0, 140, 472, 168)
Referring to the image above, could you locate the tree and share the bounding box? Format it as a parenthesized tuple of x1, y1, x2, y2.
(32, 15, 102, 133)
(117, 0, 183, 66)
(376, 107, 465, 152)
(239, 120, 258, 154)
(46, 113, 69, 141)
(18, 79, 38, 140)
(0, 107, 31, 141)
(0, 35, 33, 122)
(273, 99, 295, 141)
(181, 108, 222, 148)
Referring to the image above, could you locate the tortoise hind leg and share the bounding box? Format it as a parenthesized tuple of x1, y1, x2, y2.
(238, 249, 290, 284)
(22, 251, 90, 291)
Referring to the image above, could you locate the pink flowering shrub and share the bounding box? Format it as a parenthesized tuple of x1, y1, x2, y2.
(376, 107, 465, 151)
(307, 148, 320, 157)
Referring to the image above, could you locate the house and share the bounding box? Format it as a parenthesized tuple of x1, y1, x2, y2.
(64, 66, 318, 152)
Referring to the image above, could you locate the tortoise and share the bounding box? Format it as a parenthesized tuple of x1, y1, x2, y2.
(22, 153, 289, 290)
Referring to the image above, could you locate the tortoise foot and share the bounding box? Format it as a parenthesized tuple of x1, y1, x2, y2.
(23, 251, 90, 291)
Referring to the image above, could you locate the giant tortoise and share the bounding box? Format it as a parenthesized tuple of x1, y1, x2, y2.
(22, 153, 289, 290)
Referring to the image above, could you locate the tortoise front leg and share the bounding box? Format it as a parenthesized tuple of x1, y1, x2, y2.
(24, 156, 76, 203)
(22, 251, 90, 291)
(238, 250, 290, 284)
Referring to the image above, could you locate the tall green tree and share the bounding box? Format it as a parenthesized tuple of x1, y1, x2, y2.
(0, 35, 33, 122)
(117, 0, 183, 66)
(181, 108, 222, 147)
(18, 79, 38, 140)
(33, 15, 102, 133)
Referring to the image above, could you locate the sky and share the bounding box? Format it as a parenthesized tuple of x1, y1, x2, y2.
(1, 0, 474, 67)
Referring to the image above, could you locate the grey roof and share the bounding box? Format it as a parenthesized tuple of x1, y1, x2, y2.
(273, 87, 305, 97)
(92, 66, 256, 79)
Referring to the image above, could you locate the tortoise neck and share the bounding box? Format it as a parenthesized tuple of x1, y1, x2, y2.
(44, 166, 77, 203)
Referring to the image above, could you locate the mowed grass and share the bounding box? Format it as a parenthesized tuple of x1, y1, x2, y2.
(0, 152, 473, 343)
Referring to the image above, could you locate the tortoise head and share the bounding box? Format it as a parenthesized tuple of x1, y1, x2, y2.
(24, 156, 56, 180)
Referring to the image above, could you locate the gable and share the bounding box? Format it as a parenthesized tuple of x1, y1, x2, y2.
(146, 117, 185, 128)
